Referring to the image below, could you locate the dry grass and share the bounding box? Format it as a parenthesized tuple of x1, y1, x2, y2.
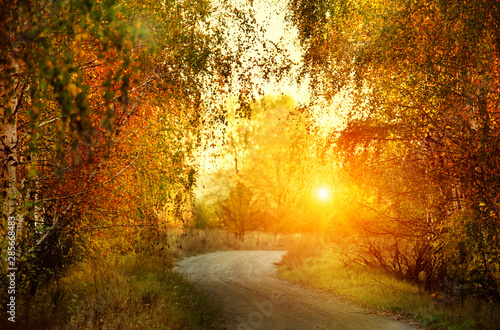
(11, 228, 293, 329)
(11, 244, 221, 329)
(278, 244, 500, 329)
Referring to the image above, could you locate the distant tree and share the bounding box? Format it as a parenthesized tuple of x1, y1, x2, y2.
(217, 182, 262, 240)
(198, 95, 325, 234)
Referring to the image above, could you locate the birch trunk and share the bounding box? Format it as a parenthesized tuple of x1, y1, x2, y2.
(1, 58, 22, 258)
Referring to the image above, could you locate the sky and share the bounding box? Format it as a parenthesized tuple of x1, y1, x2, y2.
(194, 0, 351, 188)
(251, 0, 310, 102)
(242, 0, 352, 134)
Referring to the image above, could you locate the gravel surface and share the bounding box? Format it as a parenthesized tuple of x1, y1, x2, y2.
(174, 250, 417, 330)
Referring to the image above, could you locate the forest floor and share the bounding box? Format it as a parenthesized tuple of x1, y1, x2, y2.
(175, 250, 417, 330)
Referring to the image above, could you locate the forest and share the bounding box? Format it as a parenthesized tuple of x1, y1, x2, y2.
(1, 0, 499, 328)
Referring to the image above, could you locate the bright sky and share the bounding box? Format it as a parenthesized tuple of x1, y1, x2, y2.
(247, 0, 351, 134)
(317, 186, 331, 201)
(195, 0, 350, 188)
(251, 0, 310, 103)
(204, 0, 309, 103)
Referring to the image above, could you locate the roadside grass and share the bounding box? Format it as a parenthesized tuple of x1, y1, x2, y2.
(18, 228, 291, 329)
(278, 243, 500, 329)
(17, 249, 221, 329)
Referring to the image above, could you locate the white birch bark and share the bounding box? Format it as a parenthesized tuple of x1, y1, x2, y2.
(1, 57, 23, 258)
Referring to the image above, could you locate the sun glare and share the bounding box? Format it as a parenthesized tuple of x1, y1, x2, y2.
(317, 187, 330, 201)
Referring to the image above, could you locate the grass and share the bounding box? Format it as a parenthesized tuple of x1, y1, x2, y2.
(7, 228, 291, 329)
(277, 242, 500, 329)
(12, 251, 221, 329)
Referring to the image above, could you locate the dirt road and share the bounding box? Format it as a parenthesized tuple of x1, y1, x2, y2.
(174, 250, 417, 330)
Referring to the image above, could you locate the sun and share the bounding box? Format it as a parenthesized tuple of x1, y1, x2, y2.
(317, 187, 330, 201)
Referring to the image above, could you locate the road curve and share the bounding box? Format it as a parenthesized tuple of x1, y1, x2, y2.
(174, 251, 417, 330)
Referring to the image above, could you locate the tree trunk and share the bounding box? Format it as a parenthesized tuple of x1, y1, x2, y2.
(1, 58, 23, 258)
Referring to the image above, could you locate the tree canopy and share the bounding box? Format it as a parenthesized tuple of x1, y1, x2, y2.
(288, 0, 500, 298)
(0, 0, 291, 307)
